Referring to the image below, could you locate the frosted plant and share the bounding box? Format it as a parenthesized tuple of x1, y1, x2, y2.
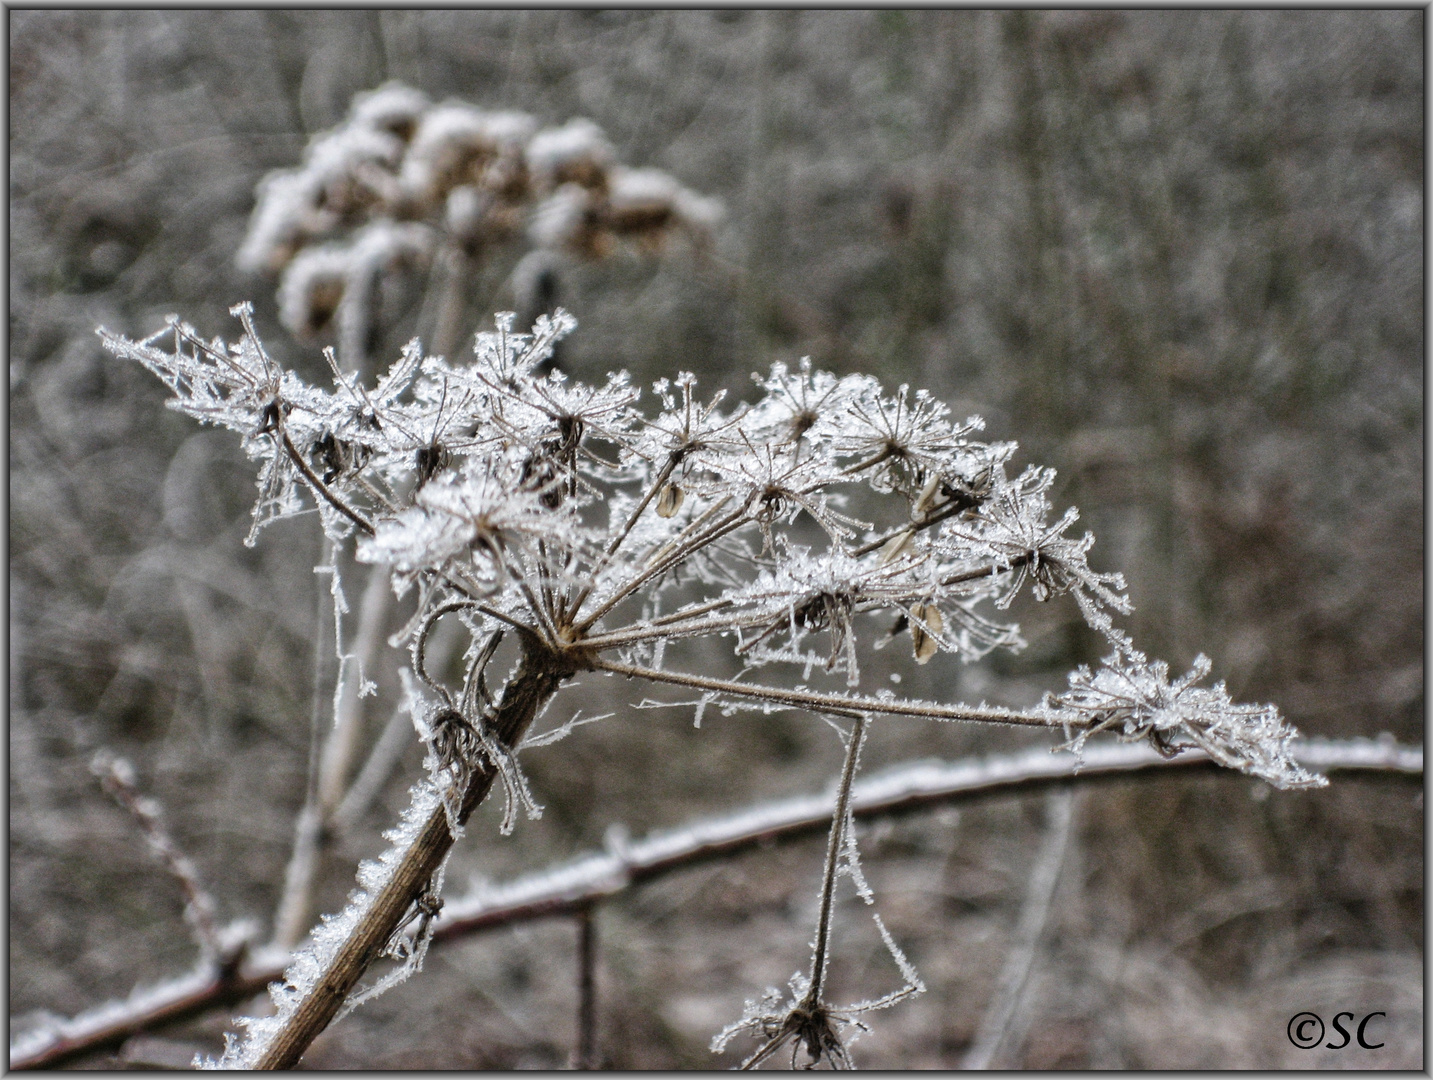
(98, 305, 1323, 1069)
(711, 718, 926, 1070)
(1045, 636, 1326, 788)
(235, 81, 722, 362)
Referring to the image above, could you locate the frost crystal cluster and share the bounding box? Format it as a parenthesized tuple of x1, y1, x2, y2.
(99, 305, 1322, 1067)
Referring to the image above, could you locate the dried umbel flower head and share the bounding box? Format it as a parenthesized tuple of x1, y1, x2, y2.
(525, 117, 614, 193)
(98, 305, 1320, 791)
(99, 305, 1323, 1069)
(398, 103, 537, 209)
(236, 82, 724, 360)
(277, 221, 432, 340)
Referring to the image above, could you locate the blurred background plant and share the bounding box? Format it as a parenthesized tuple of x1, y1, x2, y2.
(10, 10, 1422, 1069)
(237, 79, 721, 374)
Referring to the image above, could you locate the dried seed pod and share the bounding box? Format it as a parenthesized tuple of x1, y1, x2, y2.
(415, 442, 451, 488)
(656, 482, 684, 518)
(913, 473, 946, 516)
(910, 602, 943, 664)
(879, 529, 915, 565)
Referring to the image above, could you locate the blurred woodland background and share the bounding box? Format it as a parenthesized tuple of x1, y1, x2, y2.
(9, 10, 1423, 1069)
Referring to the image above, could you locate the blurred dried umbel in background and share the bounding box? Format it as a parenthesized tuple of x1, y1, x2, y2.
(237, 81, 721, 369)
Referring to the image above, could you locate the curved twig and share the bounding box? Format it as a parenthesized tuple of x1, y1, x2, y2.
(10, 737, 1416, 1070)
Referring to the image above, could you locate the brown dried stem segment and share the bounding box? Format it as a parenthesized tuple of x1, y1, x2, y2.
(252, 644, 573, 1070)
(809, 716, 866, 1003)
(737, 717, 868, 1070)
(573, 904, 599, 1070)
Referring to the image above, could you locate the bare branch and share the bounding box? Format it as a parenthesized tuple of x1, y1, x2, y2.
(90, 752, 224, 962)
(16, 737, 1412, 1071)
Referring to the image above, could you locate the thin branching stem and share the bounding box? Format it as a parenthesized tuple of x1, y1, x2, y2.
(809, 716, 866, 1002)
(91, 753, 224, 960)
(849, 500, 970, 558)
(940, 552, 1032, 590)
(567, 450, 682, 618)
(618, 488, 738, 579)
(279, 431, 376, 536)
(574, 501, 753, 632)
(579, 610, 777, 651)
(590, 657, 1067, 728)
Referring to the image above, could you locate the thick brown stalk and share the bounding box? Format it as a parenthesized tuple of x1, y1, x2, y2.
(252, 642, 575, 1070)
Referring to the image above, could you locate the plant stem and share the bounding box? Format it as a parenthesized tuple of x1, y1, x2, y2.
(271, 538, 336, 952)
(252, 643, 574, 1070)
(808, 716, 866, 1001)
(279, 432, 376, 536)
(573, 904, 599, 1070)
(566, 451, 681, 618)
(573, 498, 748, 633)
(590, 657, 1066, 728)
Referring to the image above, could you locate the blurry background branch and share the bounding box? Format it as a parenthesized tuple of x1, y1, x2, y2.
(9, 737, 1420, 1071)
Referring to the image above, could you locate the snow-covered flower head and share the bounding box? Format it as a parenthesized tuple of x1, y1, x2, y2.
(100, 304, 1322, 802)
(233, 83, 723, 366)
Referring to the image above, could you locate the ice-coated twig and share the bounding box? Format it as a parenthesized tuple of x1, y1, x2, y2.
(13, 738, 1414, 1071)
(207, 634, 572, 1070)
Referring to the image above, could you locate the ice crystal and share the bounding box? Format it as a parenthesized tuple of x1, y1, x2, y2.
(1045, 641, 1326, 790)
